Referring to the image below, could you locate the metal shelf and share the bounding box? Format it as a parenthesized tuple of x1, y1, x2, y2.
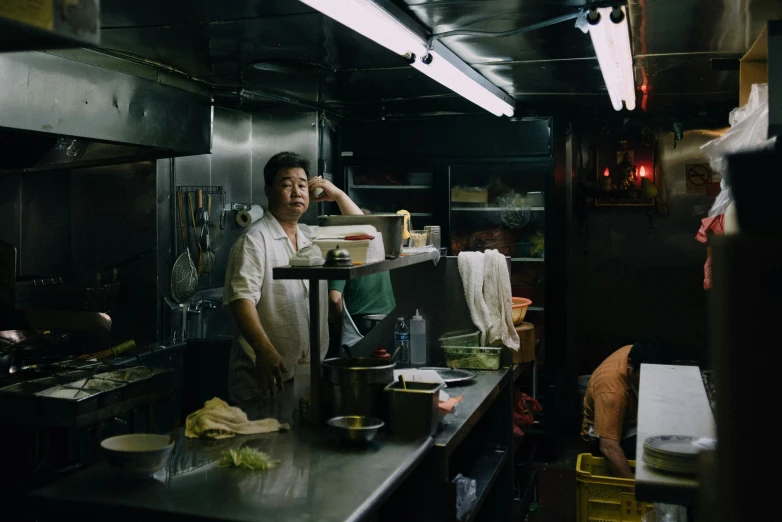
(350, 185, 432, 190)
(464, 446, 510, 522)
(528, 306, 544, 312)
(410, 213, 433, 217)
(273, 252, 436, 281)
(451, 207, 545, 212)
(511, 257, 544, 262)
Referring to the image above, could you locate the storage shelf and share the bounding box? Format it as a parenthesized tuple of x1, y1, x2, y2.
(511, 257, 544, 262)
(528, 306, 544, 312)
(410, 213, 433, 217)
(351, 185, 432, 190)
(464, 446, 510, 522)
(451, 207, 545, 212)
(273, 252, 435, 281)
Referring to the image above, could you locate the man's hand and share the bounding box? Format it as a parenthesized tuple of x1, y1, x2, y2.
(308, 176, 362, 215)
(599, 437, 634, 479)
(255, 345, 288, 397)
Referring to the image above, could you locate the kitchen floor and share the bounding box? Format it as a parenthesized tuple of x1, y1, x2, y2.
(525, 429, 584, 522)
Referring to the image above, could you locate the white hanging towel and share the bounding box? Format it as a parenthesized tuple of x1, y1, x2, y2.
(483, 249, 520, 350)
(457, 250, 520, 350)
(457, 251, 492, 345)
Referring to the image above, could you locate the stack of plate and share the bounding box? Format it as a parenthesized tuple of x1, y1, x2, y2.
(643, 435, 716, 475)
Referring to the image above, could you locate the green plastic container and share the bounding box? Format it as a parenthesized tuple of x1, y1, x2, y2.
(438, 330, 480, 348)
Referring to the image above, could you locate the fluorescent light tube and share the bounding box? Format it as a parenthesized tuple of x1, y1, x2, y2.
(412, 50, 515, 117)
(588, 7, 636, 111)
(299, 0, 515, 117)
(299, 0, 426, 57)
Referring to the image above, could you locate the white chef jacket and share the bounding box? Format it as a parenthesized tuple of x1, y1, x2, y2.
(223, 211, 328, 403)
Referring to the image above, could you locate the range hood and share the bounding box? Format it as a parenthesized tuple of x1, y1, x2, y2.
(0, 51, 212, 170)
(0, 129, 180, 173)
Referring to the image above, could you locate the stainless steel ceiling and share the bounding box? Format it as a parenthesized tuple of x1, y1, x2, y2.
(93, 0, 781, 117)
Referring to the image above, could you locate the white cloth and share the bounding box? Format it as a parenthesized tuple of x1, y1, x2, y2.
(185, 397, 289, 440)
(223, 212, 328, 403)
(340, 301, 363, 348)
(484, 249, 519, 350)
(457, 251, 491, 345)
(457, 250, 519, 349)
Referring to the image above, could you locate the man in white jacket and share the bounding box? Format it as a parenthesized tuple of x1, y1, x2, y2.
(223, 152, 361, 404)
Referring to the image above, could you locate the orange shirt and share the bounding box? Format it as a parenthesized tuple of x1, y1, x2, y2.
(580, 345, 638, 442)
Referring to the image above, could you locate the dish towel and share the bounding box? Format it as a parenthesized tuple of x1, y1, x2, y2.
(185, 397, 290, 440)
(484, 249, 520, 350)
(457, 251, 492, 345)
(457, 250, 520, 349)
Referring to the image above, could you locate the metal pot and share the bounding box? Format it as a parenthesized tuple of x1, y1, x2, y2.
(321, 357, 395, 421)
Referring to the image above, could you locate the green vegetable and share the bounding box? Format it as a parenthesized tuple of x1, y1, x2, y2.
(448, 353, 497, 369)
(218, 447, 280, 471)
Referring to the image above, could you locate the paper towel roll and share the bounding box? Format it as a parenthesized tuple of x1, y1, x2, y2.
(236, 205, 264, 227)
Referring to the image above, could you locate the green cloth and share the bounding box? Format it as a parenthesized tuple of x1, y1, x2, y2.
(328, 273, 396, 316)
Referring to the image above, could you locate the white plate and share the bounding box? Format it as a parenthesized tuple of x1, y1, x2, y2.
(644, 435, 716, 456)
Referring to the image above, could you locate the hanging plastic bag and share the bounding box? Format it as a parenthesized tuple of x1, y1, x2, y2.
(701, 83, 777, 216)
(453, 473, 478, 521)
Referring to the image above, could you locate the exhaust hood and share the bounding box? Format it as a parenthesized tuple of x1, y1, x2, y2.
(0, 129, 180, 174)
(0, 51, 212, 171)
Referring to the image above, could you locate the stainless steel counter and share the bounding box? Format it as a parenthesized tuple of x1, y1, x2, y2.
(29, 387, 432, 522)
(28, 367, 514, 522)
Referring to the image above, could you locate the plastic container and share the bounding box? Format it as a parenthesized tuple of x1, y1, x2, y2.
(410, 309, 427, 365)
(409, 230, 429, 248)
(394, 318, 410, 365)
(443, 347, 501, 370)
(511, 297, 532, 325)
(438, 330, 480, 348)
(575, 454, 653, 522)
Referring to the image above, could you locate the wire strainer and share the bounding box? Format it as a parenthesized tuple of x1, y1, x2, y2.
(171, 247, 198, 303)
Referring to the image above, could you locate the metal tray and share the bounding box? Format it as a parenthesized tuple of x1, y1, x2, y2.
(419, 367, 476, 385)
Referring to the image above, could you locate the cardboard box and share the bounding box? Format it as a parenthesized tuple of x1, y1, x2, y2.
(739, 25, 768, 108)
(739, 21, 781, 138)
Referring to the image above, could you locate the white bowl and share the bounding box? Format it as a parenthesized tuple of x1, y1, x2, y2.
(101, 434, 174, 479)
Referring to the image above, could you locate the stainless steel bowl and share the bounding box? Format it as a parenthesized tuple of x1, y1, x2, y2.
(327, 416, 384, 445)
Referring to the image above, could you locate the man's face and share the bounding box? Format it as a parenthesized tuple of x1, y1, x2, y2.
(265, 167, 309, 221)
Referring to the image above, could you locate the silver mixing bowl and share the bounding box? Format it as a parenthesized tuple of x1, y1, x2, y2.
(327, 416, 384, 445)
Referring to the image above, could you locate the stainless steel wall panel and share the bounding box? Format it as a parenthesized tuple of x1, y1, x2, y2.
(210, 108, 253, 288)
(251, 111, 319, 224)
(0, 52, 212, 154)
(0, 174, 22, 266)
(20, 172, 72, 278)
(71, 162, 158, 342)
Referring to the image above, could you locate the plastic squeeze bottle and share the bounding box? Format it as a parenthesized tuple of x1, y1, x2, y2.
(410, 309, 427, 365)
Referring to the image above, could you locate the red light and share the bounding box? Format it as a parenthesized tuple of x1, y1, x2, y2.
(603, 168, 610, 177)
(639, 166, 646, 178)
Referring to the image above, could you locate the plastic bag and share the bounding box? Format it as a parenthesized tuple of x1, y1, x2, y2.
(453, 473, 477, 521)
(700, 83, 777, 216)
(495, 192, 532, 229)
(650, 503, 687, 522)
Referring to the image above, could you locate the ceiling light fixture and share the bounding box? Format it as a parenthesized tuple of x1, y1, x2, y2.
(299, 0, 515, 117)
(587, 6, 636, 111)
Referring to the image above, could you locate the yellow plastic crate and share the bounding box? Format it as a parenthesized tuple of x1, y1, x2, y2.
(576, 454, 654, 522)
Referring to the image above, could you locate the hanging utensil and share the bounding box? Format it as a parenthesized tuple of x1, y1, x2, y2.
(200, 209, 215, 274)
(188, 192, 203, 275)
(171, 193, 198, 302)
(195, 189, 209, 226)
(206, 194, 222, 252)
